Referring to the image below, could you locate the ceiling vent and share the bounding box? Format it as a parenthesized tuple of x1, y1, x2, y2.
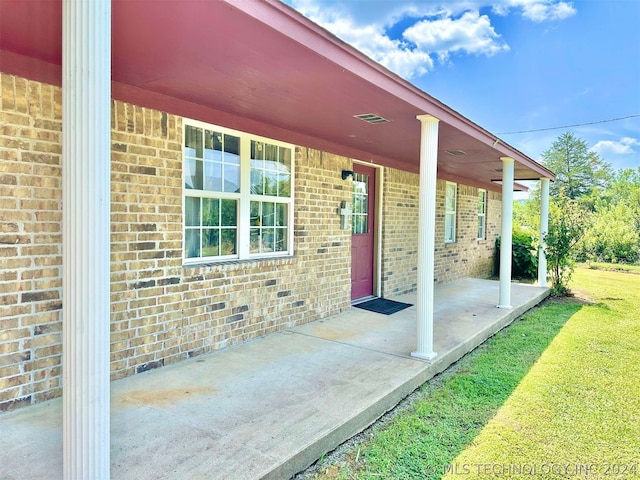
(446, 149, 466, 156)
(354, 113, 389, 124)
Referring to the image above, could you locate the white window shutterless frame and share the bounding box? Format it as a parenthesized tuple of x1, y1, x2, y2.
(444, 181, 457, 243)
(183, 120, 295, 264)
(478, 189, 487, 240)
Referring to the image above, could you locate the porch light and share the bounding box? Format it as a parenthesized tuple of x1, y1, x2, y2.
(341, 169, 354, 180)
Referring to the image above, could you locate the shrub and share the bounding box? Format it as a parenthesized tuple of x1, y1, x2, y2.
(544, 196, 589, 296)
(579, 203, 640, 264)
(495, 226, 538, 280)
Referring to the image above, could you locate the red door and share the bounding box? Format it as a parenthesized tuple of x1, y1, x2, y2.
(351, 164, 376, 301)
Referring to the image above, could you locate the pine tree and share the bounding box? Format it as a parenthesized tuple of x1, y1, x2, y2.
(540, 132, 612, 199)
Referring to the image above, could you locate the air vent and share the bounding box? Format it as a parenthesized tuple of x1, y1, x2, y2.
(354, 113, 389, 124)
(446, 149, 466, 156)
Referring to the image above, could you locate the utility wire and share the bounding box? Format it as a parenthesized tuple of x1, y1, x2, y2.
(496, 114, 640, 135)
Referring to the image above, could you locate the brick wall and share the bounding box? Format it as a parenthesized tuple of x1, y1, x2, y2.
(1, 72, 502, 412)
(381, 168, 502, 296)
(434, 183, 501, 283)
(380, 168, 419, 296)
(0, 74, 63, 411)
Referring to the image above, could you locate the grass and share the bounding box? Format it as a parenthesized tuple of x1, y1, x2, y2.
(309, 268, 640, 480)
(580, 261, 640, 274)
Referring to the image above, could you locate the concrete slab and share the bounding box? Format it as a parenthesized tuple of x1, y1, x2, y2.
(0, 279, 549, 480)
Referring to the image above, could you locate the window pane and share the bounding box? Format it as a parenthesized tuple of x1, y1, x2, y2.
(185, 196, 200, 226)
(185, 158, 203, 190)
(278, 176, 291, 197)
(276, 203, 287, 226)
(265, 172, 278, 196)
(250, 170, 264, 195)
(224, 164, 240, 193)
(224, 134, 240, 163)
(265, 143, 278, 162)
(185, 229, 200, 258)
(204, 130, 222, 161)
(262, 202, 275, 226)
(221, 199, 237, 226)
(353, 214, 367, 235)
(184, 126, 203, 158)
(262, 228, 274, 252)
(446, 184, 457, 212)
(445, 213, 455, 242)
(250, 201, 260, 226)
(202, 198, 219, 227)
(221, 229, 236, 255)
(275, 228, 287, 252)
(204, 161, 222, 191)
(202, 229, 219, 257)
(251, 141, 264, 160)
(250, 228, 260, 253)
(279, 147, 291, 170)
(478, 191, 486, 214)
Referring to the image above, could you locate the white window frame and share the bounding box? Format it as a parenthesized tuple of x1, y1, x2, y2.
(444, 181, 457, 243)
(478, 189, 487, 240)
(182, 119, 295, 264)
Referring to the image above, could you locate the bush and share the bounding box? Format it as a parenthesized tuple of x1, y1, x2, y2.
(545, 197, 589, 296)
(495, 227, 538, 280)
(579, 203, 640, 264)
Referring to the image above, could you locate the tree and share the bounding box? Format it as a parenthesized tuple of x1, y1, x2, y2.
(544, 195, 590, 296)
(540, 132, 613, 200)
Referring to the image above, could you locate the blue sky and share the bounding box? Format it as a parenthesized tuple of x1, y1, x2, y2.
(283, 0, 640, 172)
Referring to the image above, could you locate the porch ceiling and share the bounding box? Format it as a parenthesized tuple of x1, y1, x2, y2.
(0, 0, 554, 190)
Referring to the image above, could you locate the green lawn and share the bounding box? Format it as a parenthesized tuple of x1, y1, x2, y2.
(580, 261, 640, 274)
(311, 268, 640, 480)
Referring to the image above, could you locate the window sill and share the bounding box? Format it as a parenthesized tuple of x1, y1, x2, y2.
(182, 254, 296, 271)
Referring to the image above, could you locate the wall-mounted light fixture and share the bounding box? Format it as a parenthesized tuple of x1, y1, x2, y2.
(341, 169, 354, 180)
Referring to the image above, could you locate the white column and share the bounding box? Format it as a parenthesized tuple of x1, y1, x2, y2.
(538, 177, 550, 287)
(62, 0, 111, 478)
(412, 115, 439, 361)
(498, 157, 515, 309)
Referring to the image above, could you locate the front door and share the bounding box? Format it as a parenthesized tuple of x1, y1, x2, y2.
(351, 164, 376, 301)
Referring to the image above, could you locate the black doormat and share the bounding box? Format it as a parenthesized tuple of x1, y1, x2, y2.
(354, 298, 413, 315)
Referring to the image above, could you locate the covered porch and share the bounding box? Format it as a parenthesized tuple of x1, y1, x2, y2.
(0, 278, 549, 480)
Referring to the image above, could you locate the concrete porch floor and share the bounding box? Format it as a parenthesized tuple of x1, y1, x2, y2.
(0, 278, 549, 480)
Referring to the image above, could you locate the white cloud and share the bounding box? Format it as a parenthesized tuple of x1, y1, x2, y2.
(404, 11, 508, 62)
(514, 0, 577, 22)
(591, 137, 640, 156)
(285, 0, 576, 78)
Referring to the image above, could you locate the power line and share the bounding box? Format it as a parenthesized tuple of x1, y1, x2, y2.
(496, 114, 640, 135)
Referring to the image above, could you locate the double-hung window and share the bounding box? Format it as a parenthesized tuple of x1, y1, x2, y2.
(477, 189, 487, 240)
(183, 120, 294, 263)
(444, 182, 457, 243)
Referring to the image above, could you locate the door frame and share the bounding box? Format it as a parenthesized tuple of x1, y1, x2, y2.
(352, 160, 383, 300)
